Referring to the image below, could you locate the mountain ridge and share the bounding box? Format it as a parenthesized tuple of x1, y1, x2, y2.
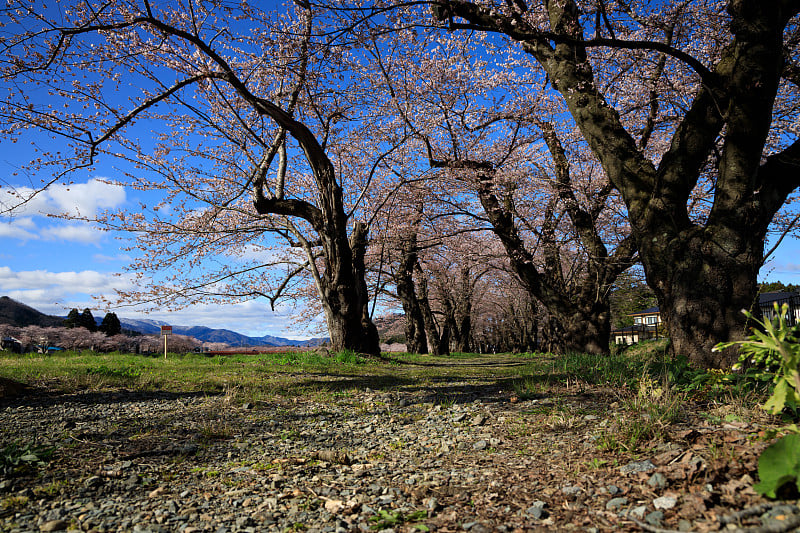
(0, 296, 324, 347)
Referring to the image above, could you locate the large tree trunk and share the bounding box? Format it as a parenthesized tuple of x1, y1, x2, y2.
(453, 266, 473, 353)
(477, 173, 633, 356)
(251, 109, 382, 356)
(557, 302, 611, 355)
(641, 228, 763, 368)
(415, 265, 447, 355)
(395, 226, 428, 354)
(322, 221, 381, 355)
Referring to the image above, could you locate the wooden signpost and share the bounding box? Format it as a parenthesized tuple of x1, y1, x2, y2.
(160, 325, 172, 359)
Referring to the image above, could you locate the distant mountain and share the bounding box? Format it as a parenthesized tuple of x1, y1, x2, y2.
(0, 296, 325, 347)
(117, 320, 326, 347)
(0, 296, 64, 328)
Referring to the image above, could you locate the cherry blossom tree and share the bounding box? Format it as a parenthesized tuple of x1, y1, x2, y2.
(417, 0, 800, 367)
(0, 0, 414, 355)
(351, 19, 637, 355)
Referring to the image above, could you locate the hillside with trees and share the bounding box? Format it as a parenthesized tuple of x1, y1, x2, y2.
(0, 297, 64, 328)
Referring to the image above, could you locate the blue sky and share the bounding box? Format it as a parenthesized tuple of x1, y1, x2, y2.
(0, 175, 321, 338)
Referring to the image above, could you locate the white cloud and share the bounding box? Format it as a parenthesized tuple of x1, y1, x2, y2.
(0, 217, 38, 240)
(41, 223, 105, 244)
(93, 253, 133, 263)
(0, 178, 126, 219)
(0, 266, 134, 295)
(0, 266, 319, 339)
(0, 267, 136, 319)
(0, 178, 125, 243)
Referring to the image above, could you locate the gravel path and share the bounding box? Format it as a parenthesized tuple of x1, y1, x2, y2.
(1, 375, 798, 533)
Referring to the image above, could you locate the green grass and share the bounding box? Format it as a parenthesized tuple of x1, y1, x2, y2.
(0, 342, 771, 412)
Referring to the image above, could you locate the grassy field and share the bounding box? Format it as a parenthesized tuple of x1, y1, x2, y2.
(0, 339, 769, 408)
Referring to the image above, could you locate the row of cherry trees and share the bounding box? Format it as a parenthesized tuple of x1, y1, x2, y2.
(1, 0, 798, 367)
(0, 324, 202, 353)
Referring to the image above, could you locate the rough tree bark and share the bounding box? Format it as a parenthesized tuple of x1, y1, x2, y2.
(414, 264, 448, 355)
(395, 226, 429, 354)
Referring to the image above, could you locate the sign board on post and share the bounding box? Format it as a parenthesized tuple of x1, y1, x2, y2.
(160, 326, 172, 359)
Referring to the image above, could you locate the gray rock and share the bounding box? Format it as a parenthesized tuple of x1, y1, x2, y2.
(647, 473, 667, 489)
(561, 486, 582, 496)
(472, 440, 488, 451)
(39, 520, 68, 532)
(471, 414, 488, 426)
(606, 497, 628, 511)
(653, 496, 677, 510)
(628, 506, 647, 520)
(762, 504, 800, 520)
(526, 501, 548, 519)
(84, 475, 103, 488)
(424, 497, 440, 514)
(645, 511, 664, 527)
(619, 460, 656, 474)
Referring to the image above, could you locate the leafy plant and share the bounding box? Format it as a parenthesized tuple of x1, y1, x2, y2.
(715, 303, 800, 417)
(715, 303, 800, 499)
(752, 433, 800, 499)
(1, 441, 55, 476)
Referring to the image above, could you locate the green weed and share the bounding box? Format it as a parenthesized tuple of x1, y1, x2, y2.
(0, 441, 55, 476)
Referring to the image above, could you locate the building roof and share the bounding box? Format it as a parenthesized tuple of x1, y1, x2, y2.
(758, 291, 800, 304)
(628, 306, 660, 316)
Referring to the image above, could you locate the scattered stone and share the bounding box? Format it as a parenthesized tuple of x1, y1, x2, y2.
(471, 413, 488, 426)
(84, 475, 103, 488)
(0, 372, 769, 533)
(646, 511, 664, 527)
(39, 520, 68, 532)
(653, 496, 677, 510)
(526, 501, 548, 520)
(424, 497, 440, 514)
(472, 440, 488, 451)
(606, 497, 628, 511)
(678, 519, 693, 531)
(620, 460, 656, 474)
(647, 473, 667, 490)
(628, 506, 647, 520)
